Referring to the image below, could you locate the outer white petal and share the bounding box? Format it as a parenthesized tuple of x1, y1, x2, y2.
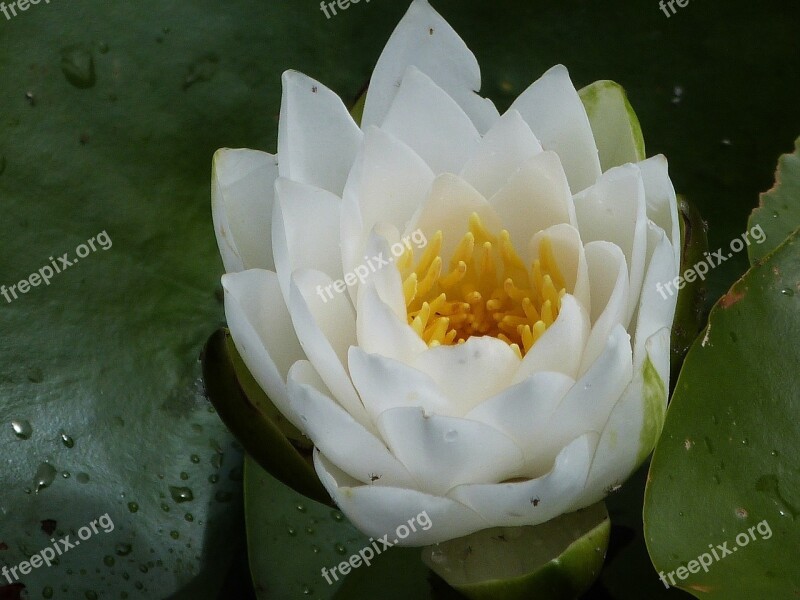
(638, 155, 681, 270)
(212, 149, 278, 273)
(573, 163, 648, 326)
(287, 269, 371, 428)
(272, 178, 343, 304)
(410, 173, 501, 260)
(580, 242, 630, 375)
(287, 360, 414, 487)
(528, 224, 591, 310)
(510, 65, 602, 193)
(377, 407, 525, 496)
(340, 127, 435, 297)
(314, 450, 488, 546)
(465, 372, 575, 475)
(411, 336, 521, 411)
(577, 327, 670, 507)
(513, 294, 590, 383)
(489, 151, 577, 247)
(447, 433, 598, 527)
(460, 110, 543, 199)
(382, 67, 481, 175)
(278, 71, 362, 196)
(362, 0, 499, 133)
(222, 269, 305, 430)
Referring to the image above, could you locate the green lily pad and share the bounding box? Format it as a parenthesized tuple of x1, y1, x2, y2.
(421, 503, 609, 600)
(748, 136, 800, 263)
(644, 229, 800, 598)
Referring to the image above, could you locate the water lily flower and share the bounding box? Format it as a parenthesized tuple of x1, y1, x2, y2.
(212, 0, 679, 546)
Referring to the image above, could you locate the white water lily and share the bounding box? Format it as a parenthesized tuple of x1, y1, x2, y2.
(212, 0, 679, 546)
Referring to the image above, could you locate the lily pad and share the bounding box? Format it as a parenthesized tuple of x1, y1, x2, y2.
(644, 230, 800, 598)
(748, 136, 800, 263)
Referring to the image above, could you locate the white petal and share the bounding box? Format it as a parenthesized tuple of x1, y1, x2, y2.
(356, 283, 427, 362)
(278, 71, 362, 196)
(580, 242, 630, 375)
(577, 328, 669, 506)
(287, 361, 413, 486)
(460, 110, 543, 199)
(222, 269, 305, 430)
(382, 67, 481, 175)
(466, 371, 575, 475)
(513, 294, 590, 383)
(272, 178, 343, 303)
(528, 224, 591, 310)
(410, 173, 501, 261)
(349, 347, 454, 420)
(212, 149, 279, 273)
(288, 269, 370, 427)
(447, 433, 598, 527)
(377, 407, 525, 496)
(314, 450, 488, 546)
(362, 0, 498, 133)
(630, 224, 678, 370)
(489, 151, 576, 247)
(412, 336, 521, 411)
(510, 65, 601, 193)
(573, 164, 648, 326)
(340, 129, 434, 299)
(638, 155, 681, 270)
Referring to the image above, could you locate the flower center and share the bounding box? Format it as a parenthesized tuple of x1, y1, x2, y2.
(398, 213, 567, 358)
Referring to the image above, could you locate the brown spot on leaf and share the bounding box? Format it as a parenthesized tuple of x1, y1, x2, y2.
(41, 519, 57, 536)
(720, 289, 745, 308)
(0, 584, 25, 600)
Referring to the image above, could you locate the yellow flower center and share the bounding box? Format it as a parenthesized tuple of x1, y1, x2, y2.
(398, 213, 567, 358)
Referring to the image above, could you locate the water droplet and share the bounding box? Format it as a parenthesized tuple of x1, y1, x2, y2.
(139, 564, 149, 573)
(296, 503, 307, 513)
(771, 450, 780, 457)
(60, 44, 96, 88)
(179, 472, 189, 481)
(305, 526, 315, 535)
(756, 475, 797, 519)
(210, 453, 223, 470)
(76, 472, 90, 484)
(302, 585, 314, 596)
(190, 454, 200, 464)
(331, 511, 344, 522)
(34, 462, 57, 493)
(334, 543, 347, 555)
(115, 543, 132, 557)
(444, 430, 458, 442)
(721, 138, 732, 146)
(780, 288, 794, 297)
(61, 433, 74, 448)
(742, 438, 749, 446)
(311, 545, 320, 554)
(103, 555, 115, 567)
(43, 586, 54, 598)
(127, 502, 139, 514)
(160, 503, 170, 512)
(169, 486, 194, 504)
(184, 513, 194, 522)
(671, 85, 684, 104)
(287, 527, 297, 537)
(62, 471, 71, 479)
(11, 420, 32, 440)
(429, 550, 446, 564)
(169, 531, 180, 540)
(208, 474, 219, 484)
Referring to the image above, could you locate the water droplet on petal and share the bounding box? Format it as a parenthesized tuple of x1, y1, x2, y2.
(60, 44, 96, 88)
(169, 486, 194, 504)
(11, 419, 32, 440)
(34, 463, 57, 493)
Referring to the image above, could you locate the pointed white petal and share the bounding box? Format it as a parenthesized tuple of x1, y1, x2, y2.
(356, 283, 427, 362)
(528, 224, 591, 310)
(287, 361, 413, 486)
(460, 110, 543, 199)
(510, 65, 601, 192)
(278, 71, 362, 196)
(314, 450, 488, 546)
(377, 407, 525, 496)
(222, 269, 305, 429)
(212, 149, 279, 273)
(382, 67, 481, 175)
(447, 433, 598, 527)
(362, 0, 498, 133)
(638, 155, 681, 269)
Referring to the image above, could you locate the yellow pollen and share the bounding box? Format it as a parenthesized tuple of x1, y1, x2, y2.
(400, 213, 568, 356)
